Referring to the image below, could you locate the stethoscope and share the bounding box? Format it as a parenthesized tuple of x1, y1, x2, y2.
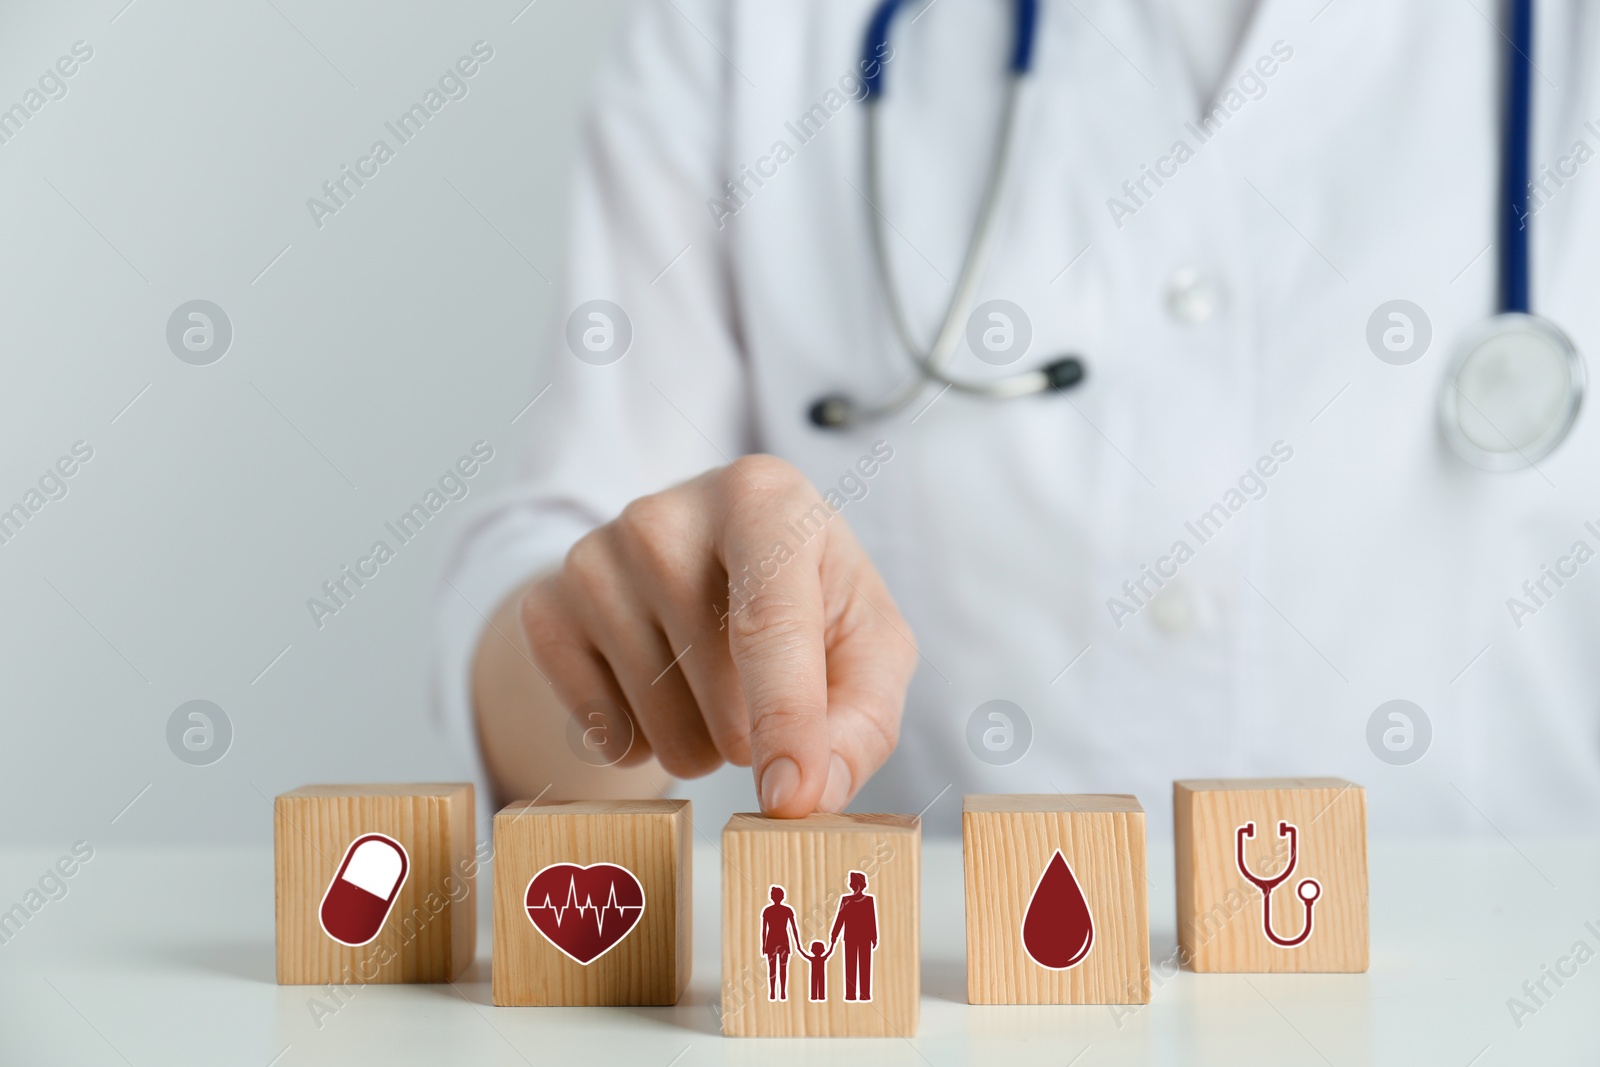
(812, 0, 1586, 475)
(1440, 0, 1584, 470)
(1236, 820, 1320, 949)
(808, 0, 1086, 430)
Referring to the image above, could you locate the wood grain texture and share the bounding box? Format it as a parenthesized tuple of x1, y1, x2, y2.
(274, 783, 475, 985)
(963, 794, 1150, 1004)
(1174, 778, 1368, 973)
(491, 799, 690, 1006)
(719, 813, 919, 1037)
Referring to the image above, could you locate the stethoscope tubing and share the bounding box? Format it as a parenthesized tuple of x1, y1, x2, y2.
(1500, 0, 1532, 314)
(863, 80, 1051, 404)
(814, 0, 1074, 428)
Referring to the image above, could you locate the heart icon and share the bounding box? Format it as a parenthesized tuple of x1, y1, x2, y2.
(524, 862, 646, 965)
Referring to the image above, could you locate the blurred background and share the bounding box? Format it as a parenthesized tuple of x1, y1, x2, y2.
(0, 0, 644, 844)
(8, 0, 1595, 853)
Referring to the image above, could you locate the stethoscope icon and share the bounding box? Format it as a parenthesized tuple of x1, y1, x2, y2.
(1235, 821, 1321, 948)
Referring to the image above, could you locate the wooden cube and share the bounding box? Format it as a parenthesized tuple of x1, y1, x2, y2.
(962, 794, 1150, 1004)
(719, 813, 919, 1037)
(274, 783, 476, 985)
(491, 799, 690, 1006)
(1174, 778, 1368, 973)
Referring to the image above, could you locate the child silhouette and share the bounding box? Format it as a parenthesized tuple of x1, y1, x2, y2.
(800, 939, 834, 1001)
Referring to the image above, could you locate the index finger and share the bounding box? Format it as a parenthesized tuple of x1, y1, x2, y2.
(715, 460, 834, 817)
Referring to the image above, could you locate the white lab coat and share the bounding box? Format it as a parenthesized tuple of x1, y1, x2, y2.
(436, 0, 1600, 836)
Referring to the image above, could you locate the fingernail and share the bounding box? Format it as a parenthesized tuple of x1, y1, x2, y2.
(819, 753, 852, 813)
(760, 757, 801, 813)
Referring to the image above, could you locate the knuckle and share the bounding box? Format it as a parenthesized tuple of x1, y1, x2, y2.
(847, 583, 917, 678)
(858, 701, 902, 760)
(721, 455, 814, 510)
(617, 492, 673, 543)
(518, 584, 567, 649)
(519, 614, 579, 680)
(517, 578, 550, 622)
(830, 676, 904, 770)
(521, 617, 565, 662)
(616, 493, 693, 574)
(653, 738, 723, 779)
(716, 732, 753, 766)
(700, 697, 754, 765)
(562, 530, 611, 590)
(729, 454, 801, 491)
(747, 704, 824, 750)
(517, 586, 553, 639)
(729, 590, 812, 647)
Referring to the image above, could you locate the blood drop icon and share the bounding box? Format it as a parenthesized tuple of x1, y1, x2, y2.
(1021, 849, 1094, 969)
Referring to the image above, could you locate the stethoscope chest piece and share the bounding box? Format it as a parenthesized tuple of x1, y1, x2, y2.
(1438, 312, 1585, 471)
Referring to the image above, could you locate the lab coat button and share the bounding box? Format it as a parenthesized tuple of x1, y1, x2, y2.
(1150, 581, 1212, 635)
(1164, 267, 1225, 324)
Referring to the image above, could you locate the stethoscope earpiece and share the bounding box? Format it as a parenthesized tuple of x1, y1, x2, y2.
(808, 394, 854, 430)
(1042, 357, 1086, 391)
(809, 356, 1086, 431)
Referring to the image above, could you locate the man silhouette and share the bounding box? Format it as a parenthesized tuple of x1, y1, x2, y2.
(828, 871, 878, 1001)
(760, 885, 800, 1000)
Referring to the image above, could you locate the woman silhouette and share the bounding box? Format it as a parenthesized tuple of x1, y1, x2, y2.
(760, 885, 801, 1000)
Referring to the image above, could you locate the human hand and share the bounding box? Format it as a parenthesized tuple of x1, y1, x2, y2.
(519, 455, 917, 816)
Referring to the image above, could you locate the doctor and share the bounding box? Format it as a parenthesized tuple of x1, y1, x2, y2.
(439, 0, 1600, 834)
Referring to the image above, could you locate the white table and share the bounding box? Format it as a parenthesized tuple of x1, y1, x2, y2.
(3, 839, 1596, 1065)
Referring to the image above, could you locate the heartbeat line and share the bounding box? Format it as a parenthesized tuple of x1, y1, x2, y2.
(527, 876, 642, 938)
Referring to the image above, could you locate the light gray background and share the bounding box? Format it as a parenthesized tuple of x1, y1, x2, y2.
(0, 0, 648, 844)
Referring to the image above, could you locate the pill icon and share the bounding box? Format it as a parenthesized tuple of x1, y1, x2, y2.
(319, 833, 409, 947)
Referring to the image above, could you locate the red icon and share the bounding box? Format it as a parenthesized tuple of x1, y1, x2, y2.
(798, 938, 835, 1002)
(1022, 849, 1094, 969)
(525, 862, 645, 965)
(760, 885, 801, 1001)
(830, 871, 878, 1001)
(1236, 821, 1321, 948)
(758, 889, 800, 1004)
(319, 833, 409, 947)
(760, 872, 879, 1003)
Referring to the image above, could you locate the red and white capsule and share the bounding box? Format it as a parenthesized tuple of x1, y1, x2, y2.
(319, 833, 409, 947)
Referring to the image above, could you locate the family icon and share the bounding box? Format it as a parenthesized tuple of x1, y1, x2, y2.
(760, 871, 879, 1003)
